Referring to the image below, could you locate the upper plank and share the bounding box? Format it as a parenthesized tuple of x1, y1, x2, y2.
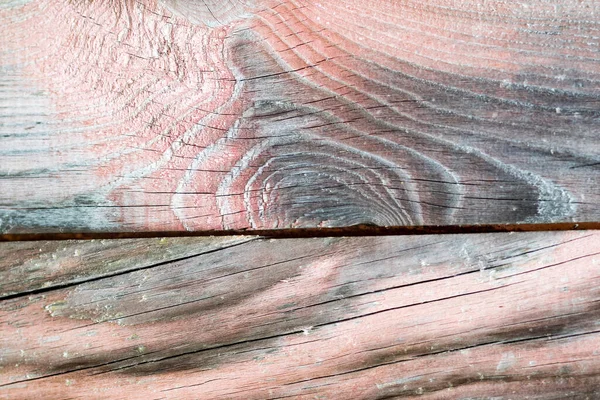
(1, 0, 599, 233)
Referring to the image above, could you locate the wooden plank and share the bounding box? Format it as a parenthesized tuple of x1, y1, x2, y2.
(0, 0, 599, 233)
(1, 231, 599, 398)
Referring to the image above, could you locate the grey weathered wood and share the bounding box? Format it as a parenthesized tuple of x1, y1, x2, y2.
(0, 236, 252, 298)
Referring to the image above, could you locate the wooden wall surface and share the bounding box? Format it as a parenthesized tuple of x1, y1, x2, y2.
(1, 0, 599, 233)
(1, 231, 599, 398)
(1, 0, 600, 398)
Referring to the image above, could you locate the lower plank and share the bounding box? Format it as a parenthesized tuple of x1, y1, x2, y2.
(1, 231, 599, 399)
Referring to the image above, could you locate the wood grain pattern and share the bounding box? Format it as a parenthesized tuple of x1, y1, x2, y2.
(0, 0, 599, 233)
(1, 231, 599, 398)
(0, 236, 251, 298)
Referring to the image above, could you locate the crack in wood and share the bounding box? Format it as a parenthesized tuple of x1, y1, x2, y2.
(0, 231, 598, 398)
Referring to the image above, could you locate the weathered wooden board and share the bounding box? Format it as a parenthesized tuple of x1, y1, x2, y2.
(1, 231, 599, 398)
(1, 0, 599, 233)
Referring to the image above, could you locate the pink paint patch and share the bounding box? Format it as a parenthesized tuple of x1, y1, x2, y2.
(2, 0, 247, 230)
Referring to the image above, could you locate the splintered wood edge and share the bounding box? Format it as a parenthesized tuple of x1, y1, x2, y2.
(1, 221, 600, 242)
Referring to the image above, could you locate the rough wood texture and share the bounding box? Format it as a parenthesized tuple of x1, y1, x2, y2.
(0, 236, 251, 298)
(1, 0, 599, 233)
(1, 231, 599, 398)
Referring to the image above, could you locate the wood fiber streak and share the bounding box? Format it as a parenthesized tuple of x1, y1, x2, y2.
(0, 231, 599, 398)
(0, 0, 598, 233)
(0, 236, 252, 297)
